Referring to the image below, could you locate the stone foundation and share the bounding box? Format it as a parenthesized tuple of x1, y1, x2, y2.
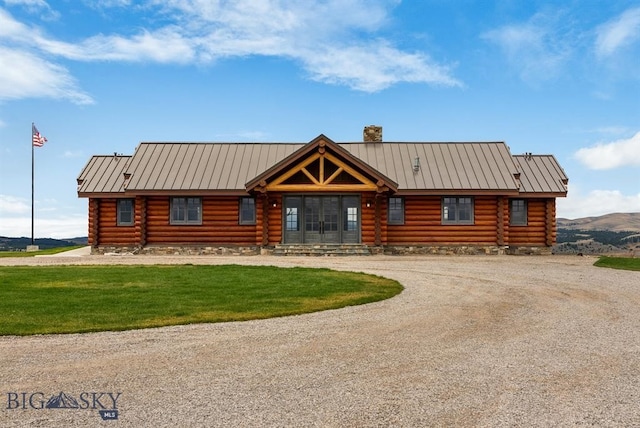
(382, 245, 507, 256)
(91, 245, 260, 256)
(505, 246, 552, 255)
(91, 244, 551, 256)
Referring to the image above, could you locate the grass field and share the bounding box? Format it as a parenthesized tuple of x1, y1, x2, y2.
(594, 256, 640, 271)
(0, 264, 402, 335)
(0, 246, 84, 258)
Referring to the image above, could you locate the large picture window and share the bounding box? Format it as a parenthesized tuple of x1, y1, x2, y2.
(442, 197, 474, 224)
(510, 199, 528, 226)
(239, 197, 256, 225)
(171, 197, 202, 225)
(117, 199, 134, 226)
(388, 197, 404, 225)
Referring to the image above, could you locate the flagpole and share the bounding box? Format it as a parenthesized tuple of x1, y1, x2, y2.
(31, 122, 35, 246)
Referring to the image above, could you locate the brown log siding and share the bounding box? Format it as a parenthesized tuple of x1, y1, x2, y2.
(94, 198, 137, 245)
(267, 194, 283, 245)
(145, 196, 257, 245)
(387, 196, 499, 245)
(360, 193, 379, 245)
(87, 194, 557, 248)
(508, 199, 555, 246)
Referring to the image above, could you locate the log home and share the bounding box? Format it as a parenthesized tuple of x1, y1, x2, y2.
(77, 126, 568, 255)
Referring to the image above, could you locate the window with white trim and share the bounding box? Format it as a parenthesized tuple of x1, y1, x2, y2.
(239, 197, 256, 225)
(442, 197, 474, 224)
(117, 199, 134, 226)
(510, 199, 527, 226)
(170, 197, 202, 224)
(388, 197, 404, 225)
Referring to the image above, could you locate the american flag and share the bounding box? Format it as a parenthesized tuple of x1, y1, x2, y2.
(32, 124, 47, 147)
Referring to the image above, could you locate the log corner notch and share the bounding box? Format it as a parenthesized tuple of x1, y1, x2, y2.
(545, 198, 555, 246)
(497, 196, 505, 246)
(260, 193, 269, 246)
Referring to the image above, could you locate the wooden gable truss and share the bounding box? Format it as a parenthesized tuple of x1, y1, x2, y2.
(247, 136, 397, 195)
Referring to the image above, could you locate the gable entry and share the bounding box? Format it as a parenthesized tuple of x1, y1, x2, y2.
(246, 136, 397, 245)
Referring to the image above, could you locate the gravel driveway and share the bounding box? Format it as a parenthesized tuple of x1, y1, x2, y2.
(1, 254, 639, 427)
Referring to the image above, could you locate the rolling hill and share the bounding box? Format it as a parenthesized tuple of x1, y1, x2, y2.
(557, 212, 640, 232)
(555, 212, 640, 255)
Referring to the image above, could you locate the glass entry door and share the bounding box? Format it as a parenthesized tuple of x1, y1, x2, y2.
(283, 195, 359, 244)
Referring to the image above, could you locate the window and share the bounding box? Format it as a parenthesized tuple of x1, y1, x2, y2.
(388, 197, 404, 225)
(117, 199, 134, 226)
(239, 197, 256, 225)
(286, 207, 299, 231)
(171, 197, 202, 224)
(442, 197, 474, 224)
(345, 207, 358, 231)
(510, 199, 527, 226)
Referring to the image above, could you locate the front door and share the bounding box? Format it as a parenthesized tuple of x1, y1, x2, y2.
(304, 196, 339, 243)
(283, 195, 359, 244)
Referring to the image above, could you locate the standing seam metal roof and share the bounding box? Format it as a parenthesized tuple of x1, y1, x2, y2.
(77, 139, 568, 196)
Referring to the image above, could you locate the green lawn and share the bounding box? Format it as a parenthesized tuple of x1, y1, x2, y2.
(0, 246, 84, 258)
(0, 265, 402, 335)
(594, 256, 640, 271)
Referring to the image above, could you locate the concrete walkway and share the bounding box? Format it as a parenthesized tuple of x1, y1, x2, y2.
(35, 246, 91, 257)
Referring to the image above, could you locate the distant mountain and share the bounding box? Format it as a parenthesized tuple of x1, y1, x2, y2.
(0, 236, 87, 251)
(557, 212, 640, 232)
(555, 212, 640, 255)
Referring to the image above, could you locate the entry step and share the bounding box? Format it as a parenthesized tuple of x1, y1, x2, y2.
(272, 244, 371, 256)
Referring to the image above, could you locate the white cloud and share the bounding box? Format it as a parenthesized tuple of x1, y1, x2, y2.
(0, 194, 30, 214)
(4, 0, 49, 7)
(0, 1, 461, 98)
(301, 43, 461, 92)
(0, 195, 86, 238)
(0, 46, 93, 104)
(0, 214, 87, 238)
(481, 11, 572, 82)
(595, 7, 640, 57)
(63, 150, 84, 158)
(557, 189, 640, 219)
(575, 131, 640, 170)
(0, 9, 93, 104)
(76, 28, 196, 63)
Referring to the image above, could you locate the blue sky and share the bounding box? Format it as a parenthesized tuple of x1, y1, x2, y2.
(0, 0, 639, 239)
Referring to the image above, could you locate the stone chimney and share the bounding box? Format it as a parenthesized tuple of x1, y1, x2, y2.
(363, 125, 382, 143)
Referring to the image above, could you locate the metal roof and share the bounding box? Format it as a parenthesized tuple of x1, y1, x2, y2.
(77, 155, 131, 195)
(341, 142, 519, 192)
(77, 138, 567, 197)
(124, 142, 304, 193)
(513, 154, 568, 195)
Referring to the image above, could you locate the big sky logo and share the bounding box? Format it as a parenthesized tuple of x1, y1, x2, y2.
(6, 391, 121, 420)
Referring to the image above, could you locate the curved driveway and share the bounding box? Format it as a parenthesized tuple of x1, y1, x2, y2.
(1, 254, 639, 427)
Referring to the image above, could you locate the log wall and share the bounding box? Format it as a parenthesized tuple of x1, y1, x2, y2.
(267, 194, 283, 245)
(508, 199, 554, 246)
(88, 194, 557, 248)
(145, 196, 257, 245)
(94, 198, 138, 245)
(361, 192, 379, 245)
(387, 196, 499, 245)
